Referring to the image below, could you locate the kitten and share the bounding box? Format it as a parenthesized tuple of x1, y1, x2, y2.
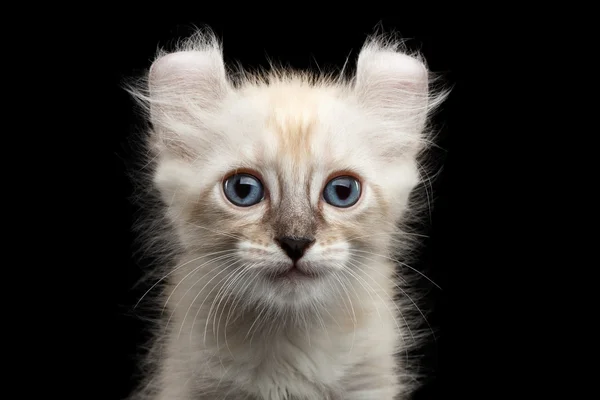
(127, 29, 447, 400)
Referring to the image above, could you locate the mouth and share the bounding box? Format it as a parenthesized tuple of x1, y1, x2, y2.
(272, 265, 317, 281)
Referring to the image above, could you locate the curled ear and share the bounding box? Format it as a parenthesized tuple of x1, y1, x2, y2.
(149, 49, 229, 112)
(146, 37, 230, 159)
(355, 39, 430, 131)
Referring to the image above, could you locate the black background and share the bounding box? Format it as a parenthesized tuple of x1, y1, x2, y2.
(81, 7, 509, 400)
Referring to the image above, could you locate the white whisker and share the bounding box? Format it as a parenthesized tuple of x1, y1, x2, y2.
(349, 249, 442, 290)
(163, 253, 237, 315)
(350, 255, 436, 341)
(134, 249, 235, 309)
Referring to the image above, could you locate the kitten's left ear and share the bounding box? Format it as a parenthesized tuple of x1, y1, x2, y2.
(355, 43, 430, 132)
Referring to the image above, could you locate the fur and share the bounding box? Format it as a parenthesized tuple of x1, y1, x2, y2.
(125, 28, 449, 400)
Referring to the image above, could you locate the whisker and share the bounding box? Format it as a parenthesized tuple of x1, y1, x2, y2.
(348, 249, 441, 290)
(224, 267, 263, 348)
(187, 223, 245, 241)
(340, 265, 410, 364)
(416, 160, 434, 222)
(225, 268, 262, 327)
(173, 258, 243, 340)
(245, 301, 269, 343)
(194, 261, 245, 343)
(330, 268, 357, 325)
(346, 259, 417, 344)
(164, 255, 238, 331)
(214, 263, 256, 358)
(133, 249, 235, 309)
(332, 273, 356, 355)
(162, 253, 238, 315)
(345, 230, 429, 242)
(349, 256, 436, 341)
(311, 297, 329, 344)
(340, 267, 383, 324)
(209, 263, 250, 337)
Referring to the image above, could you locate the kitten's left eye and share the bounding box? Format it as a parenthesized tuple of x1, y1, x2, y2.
(223, 173, 264, 207)
(323, 176, 361, 208)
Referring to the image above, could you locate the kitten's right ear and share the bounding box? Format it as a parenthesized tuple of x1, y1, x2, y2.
(149, 50, 229, 105)
(147, 48, 230, 158)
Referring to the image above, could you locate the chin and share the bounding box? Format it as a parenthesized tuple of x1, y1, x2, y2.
(250, 261, 333, 311)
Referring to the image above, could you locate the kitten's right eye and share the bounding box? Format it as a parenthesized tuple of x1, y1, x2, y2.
(223, 173, 264, 207)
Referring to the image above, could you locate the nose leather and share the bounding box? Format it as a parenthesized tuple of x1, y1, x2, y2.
(276, 237, 315, 262)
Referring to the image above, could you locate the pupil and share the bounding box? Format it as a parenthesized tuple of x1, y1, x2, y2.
(235, 182, 252, 198)
(335, 184, 351, 200)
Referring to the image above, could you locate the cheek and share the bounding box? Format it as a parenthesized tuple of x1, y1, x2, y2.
(321, 225, 363, 245)
(209, 185, 277, 244)
(308, 229, 352, 263)
(237, 223, 275, 246)
(175, 185, 266, 246)
(317, 199, 392, 253)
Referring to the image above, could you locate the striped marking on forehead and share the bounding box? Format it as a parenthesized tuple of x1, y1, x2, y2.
(265, 107, 317, 164)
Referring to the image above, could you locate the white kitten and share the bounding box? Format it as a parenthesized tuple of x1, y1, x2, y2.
(127, 29, 448, 400)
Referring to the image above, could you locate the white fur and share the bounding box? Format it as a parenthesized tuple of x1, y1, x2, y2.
(127, 29, 448, 400)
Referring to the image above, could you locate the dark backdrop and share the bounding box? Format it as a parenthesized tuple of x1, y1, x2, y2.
(93, 8, 491, 400)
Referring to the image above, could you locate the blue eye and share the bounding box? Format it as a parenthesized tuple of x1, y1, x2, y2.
(323, 176, 361, 208)
(223, 173, 264, 207)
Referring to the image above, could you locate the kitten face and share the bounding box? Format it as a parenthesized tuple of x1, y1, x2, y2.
(143, 35, 436, 310)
